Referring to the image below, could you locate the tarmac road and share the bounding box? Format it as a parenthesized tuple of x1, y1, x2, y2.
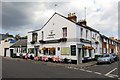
(2, 57, 119, 79)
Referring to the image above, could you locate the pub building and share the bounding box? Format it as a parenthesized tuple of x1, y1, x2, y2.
(27, 12, 118, 64)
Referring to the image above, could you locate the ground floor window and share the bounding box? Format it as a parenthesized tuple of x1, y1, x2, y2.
(28, 48, 34, 53)
(49, 48, 55, 55)
(42, 47, 56, 55)
(71, 45, 76, 56)
(21, 47, 27, 53)
(82, 49, 92, 58)
(111, 49, 114, 53)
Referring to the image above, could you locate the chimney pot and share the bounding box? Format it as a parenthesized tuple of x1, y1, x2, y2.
(68, 12, 77, 22)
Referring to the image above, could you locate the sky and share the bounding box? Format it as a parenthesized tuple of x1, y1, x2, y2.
(1, 0, 119, 39)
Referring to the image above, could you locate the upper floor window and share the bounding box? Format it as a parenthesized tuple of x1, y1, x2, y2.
(95, 33, 97, 40)
(86, 30, 88, 39)
(32, 33, 38, 42)
(42, 31, 44, 40)
(62, 27, 67, 38)
(81, 28, 83, 38)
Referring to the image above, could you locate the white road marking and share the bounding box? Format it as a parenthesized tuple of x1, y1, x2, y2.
(94, 72, 102, 75)
(85, 70, 92, 73)
(108, 74, 119, 77)
(105, 68, 117, 76)
(105, 75, 114, 78)
(67, 66, 72, 69)
(118, 78, 120, 80)
(80, 69, 86, 71)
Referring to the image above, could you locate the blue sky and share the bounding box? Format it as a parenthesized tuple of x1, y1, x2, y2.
(1, 0, 119, 39)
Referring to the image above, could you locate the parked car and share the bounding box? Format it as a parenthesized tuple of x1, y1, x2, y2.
(110, 53, 119, 61)
(97, 53, 114, 64)
(94, 54, 102, 61)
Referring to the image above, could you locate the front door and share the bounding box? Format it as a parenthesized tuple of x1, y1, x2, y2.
(10, 49, 13, 57)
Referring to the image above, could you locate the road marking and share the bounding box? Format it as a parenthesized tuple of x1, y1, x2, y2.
(85, 70, 92, 73)
(105, 68, 117, 76)
(94, 72, 102, 75)
(80, 69, 85, 71)
(118, 78, 120, 80)
(67, 66, 72, 69)
(108, 74, 119, 77)
(105, 75, 114, 78)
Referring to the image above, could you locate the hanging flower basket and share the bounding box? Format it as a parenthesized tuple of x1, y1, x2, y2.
(42, 47, 46, 50)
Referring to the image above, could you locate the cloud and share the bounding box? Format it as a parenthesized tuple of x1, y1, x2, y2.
(1, 0, 119, 38)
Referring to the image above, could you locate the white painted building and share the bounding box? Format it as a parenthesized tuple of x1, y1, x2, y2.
(27, 12, 101, 64)
(0, 37, 16, 57)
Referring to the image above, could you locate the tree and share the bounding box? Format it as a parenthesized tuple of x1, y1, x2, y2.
(15, 34, 21, 40)
(5, 33, 14, 37)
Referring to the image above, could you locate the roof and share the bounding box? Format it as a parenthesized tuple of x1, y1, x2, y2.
(101, 34, 120, 44)
(28, 12, 99, 33)
(10, 39, 27, 48)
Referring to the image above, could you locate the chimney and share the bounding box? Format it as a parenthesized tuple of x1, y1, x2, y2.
(68, 12, 77, 22)
(77, 19, 87, 26)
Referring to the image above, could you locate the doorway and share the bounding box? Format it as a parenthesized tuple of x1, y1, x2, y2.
(10, 49, 13, 57)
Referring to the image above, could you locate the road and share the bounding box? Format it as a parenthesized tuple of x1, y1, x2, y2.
(2, 57, 119, 79)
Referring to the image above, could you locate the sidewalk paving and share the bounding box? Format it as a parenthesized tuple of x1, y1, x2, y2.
(2, 57, 97, 69)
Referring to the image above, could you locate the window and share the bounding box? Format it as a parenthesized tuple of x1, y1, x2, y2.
(42, 31, 44, 40)
(81, 28, 83, 37)
(86, 30, 88, 39)
(71, 45, 76, 56)
(32, 33, 38, 42)
(28, 48, 34, 53)
(95, 33, 97, 40)
(63, 27, 67, 37)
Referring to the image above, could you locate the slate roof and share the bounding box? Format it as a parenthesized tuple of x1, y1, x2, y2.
(10, 39, 27, 48)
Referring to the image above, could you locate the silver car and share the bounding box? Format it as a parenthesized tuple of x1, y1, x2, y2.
(97, 53, 114, 64)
